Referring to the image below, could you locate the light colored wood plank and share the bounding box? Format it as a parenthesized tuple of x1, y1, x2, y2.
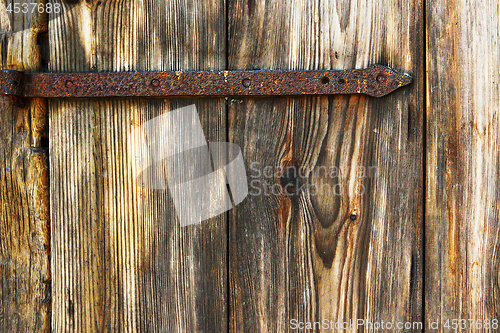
(426, 0, 500, 330)
(229, 0, 424, 331)
(0, 1, 50, 331)
(49, 1, 227, 331)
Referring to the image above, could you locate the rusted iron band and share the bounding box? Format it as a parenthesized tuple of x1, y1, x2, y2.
(0, 64, 411, 99)
(1, 70, 25, 96)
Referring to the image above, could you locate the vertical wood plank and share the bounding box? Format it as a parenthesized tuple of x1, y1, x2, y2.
(426, 0, 500, 330)
(228, 0, 424, 331)
(49, 1, 227, 331)
(0, 100, 51, 332)
(0, 1, 50, 331)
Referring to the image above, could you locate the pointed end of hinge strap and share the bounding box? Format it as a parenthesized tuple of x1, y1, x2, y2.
(364, 64, 412, 97)
(0, 70, 25, 97)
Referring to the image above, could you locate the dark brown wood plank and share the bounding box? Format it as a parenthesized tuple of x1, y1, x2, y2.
(49, 1, 227, 331)
(228, 0, 424, 331)
(426, 0, 500, 330)
(0, 1, 50, 331)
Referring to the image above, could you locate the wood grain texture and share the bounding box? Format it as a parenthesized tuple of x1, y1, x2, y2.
(49, 1, 227, 331)
(228, 0, 424, 331)
(0, 1, 50, 331)
(426, 0, 500, 330)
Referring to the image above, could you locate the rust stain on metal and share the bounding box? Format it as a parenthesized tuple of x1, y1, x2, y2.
(1, 70, 24, 95)
(0, 64, 412, 99)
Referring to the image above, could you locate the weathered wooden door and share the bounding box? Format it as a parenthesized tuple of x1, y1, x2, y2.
(1, 0, 499, 332)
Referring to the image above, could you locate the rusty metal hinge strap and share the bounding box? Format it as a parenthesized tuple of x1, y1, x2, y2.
(0, 64, 411, 99)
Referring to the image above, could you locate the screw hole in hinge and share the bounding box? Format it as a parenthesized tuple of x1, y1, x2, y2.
(242, 78, 251, 88)
(376, 73, 387, 83)
(321, 76, 330, 84)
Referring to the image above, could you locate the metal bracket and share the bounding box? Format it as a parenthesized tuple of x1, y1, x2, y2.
(0, 64, 411, 101)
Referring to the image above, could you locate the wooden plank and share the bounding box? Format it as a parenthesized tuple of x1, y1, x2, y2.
(426, 0, 500, 330)
(228, 0, 424, 331)
(0, 100, 50, 332)
(0, 1, 50, 331)
(49, 1, 227, 331)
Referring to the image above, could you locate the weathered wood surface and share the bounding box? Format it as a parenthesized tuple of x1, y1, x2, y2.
(0, 1, 50, 332)
(228, 0, 424, 331)
(426, 0, 500, 330)
(49, 1, 227, 332)
(7, 0, 500, 331)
